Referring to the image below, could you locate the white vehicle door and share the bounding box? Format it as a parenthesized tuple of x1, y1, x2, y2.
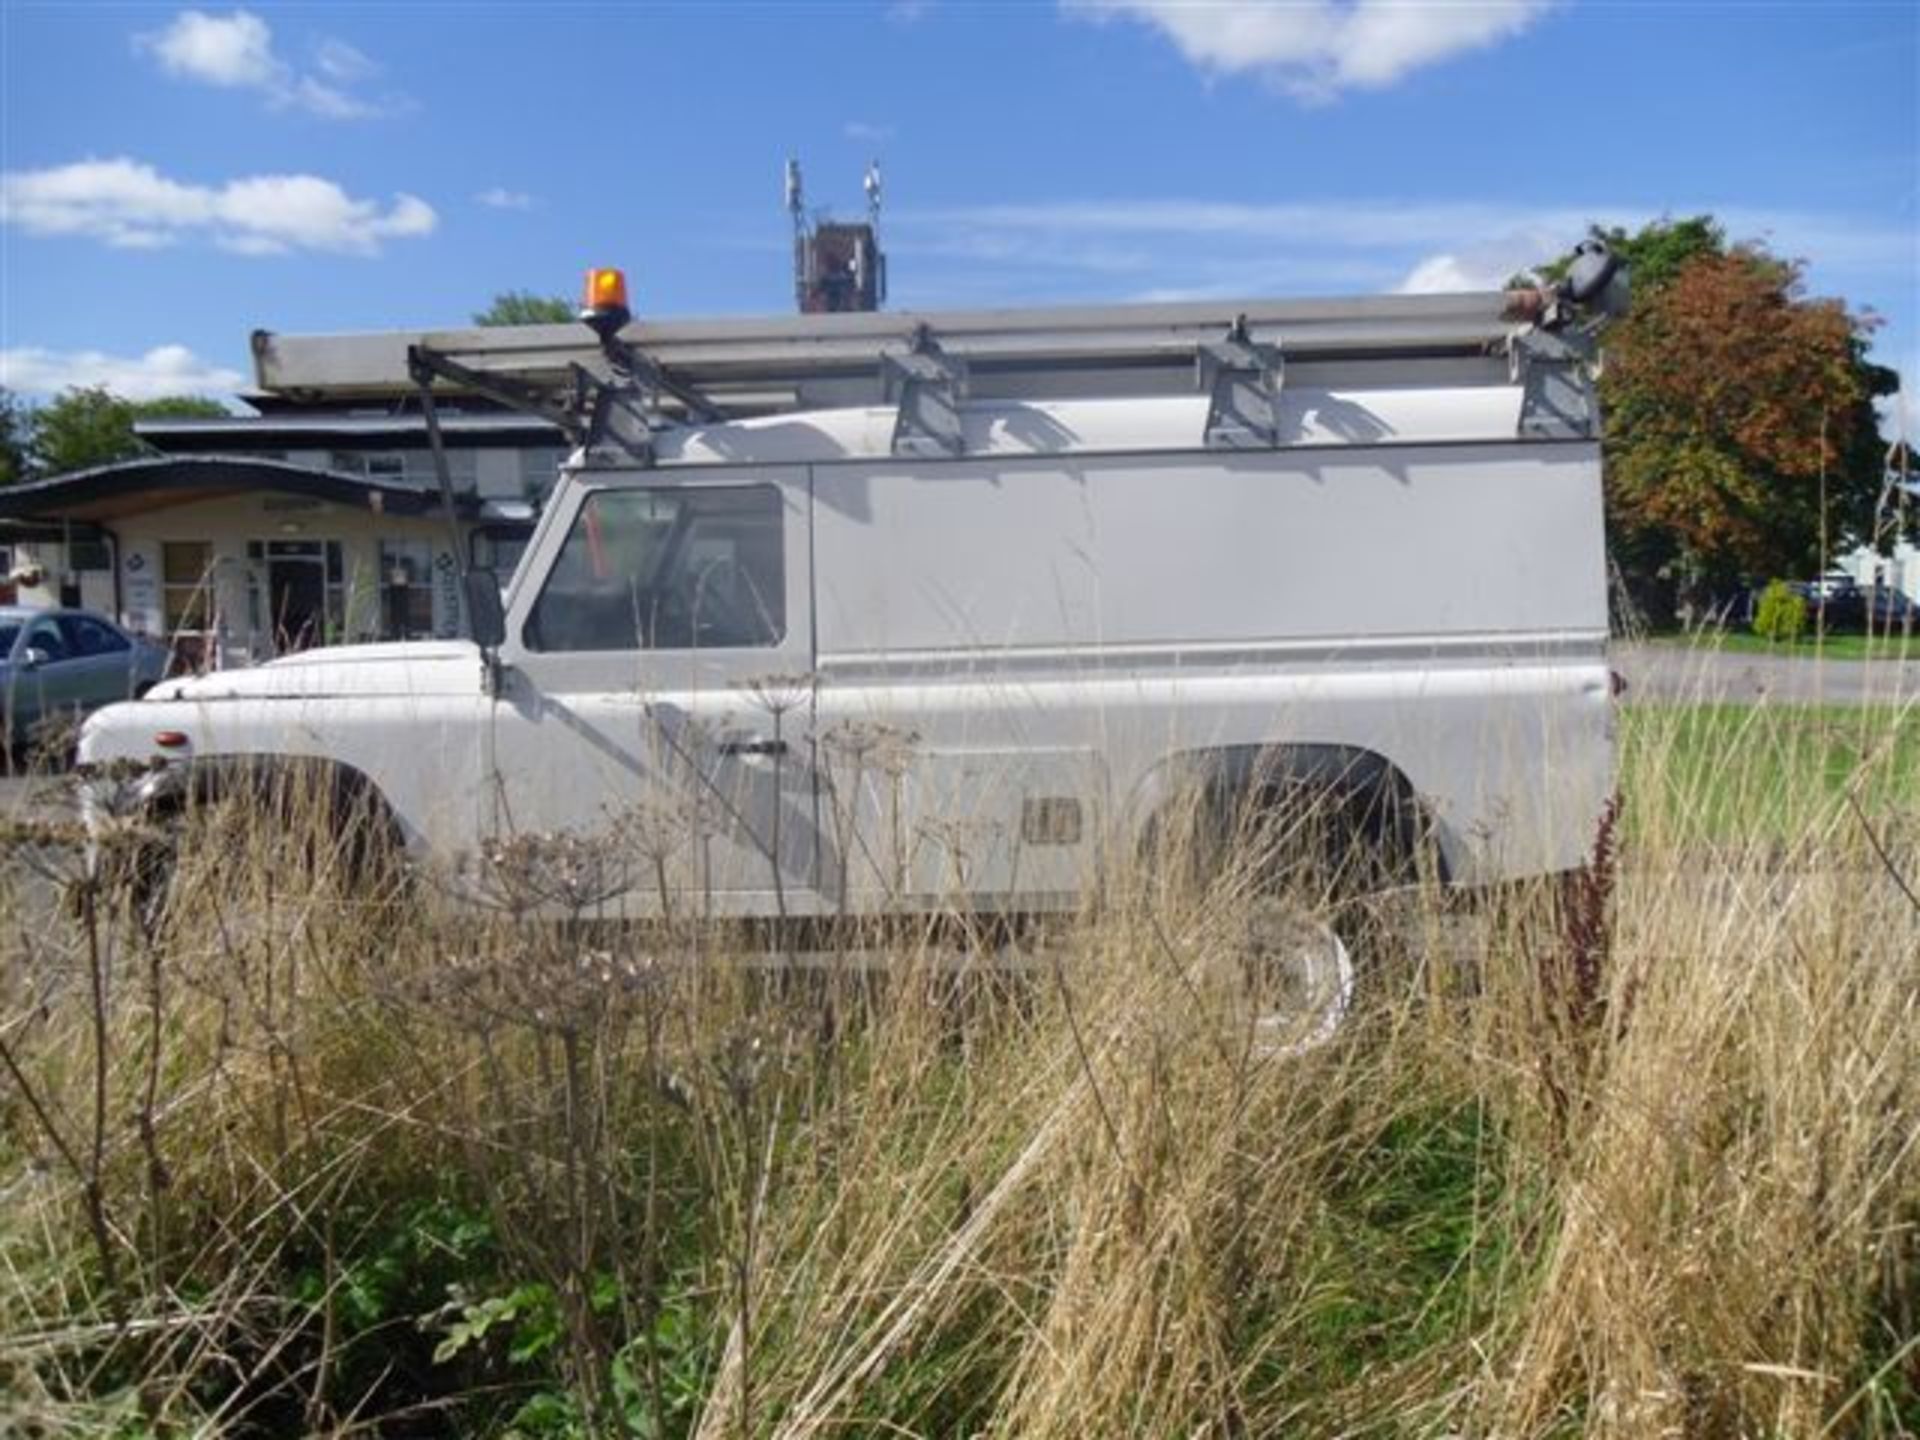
(486, 470, 820, 917)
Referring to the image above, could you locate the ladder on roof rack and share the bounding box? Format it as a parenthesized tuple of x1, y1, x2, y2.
(250, 261, 1623, 455)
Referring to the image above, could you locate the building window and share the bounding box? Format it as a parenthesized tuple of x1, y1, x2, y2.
(379, 539, 436, 639)
(68, 537, 111, 571)
(471, 526, 532, 581)
(332, 448, 477, 490)
(333, 450, 409, 480)
(520, 447, 567, 499)
(162, 541, 214, 633)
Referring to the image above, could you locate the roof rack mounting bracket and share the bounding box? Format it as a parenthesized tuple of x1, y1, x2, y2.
(883, 324, 968, 458)
(1199, 317, 1284, 449)
(558, 362, 666, 467)
(601, 339, 728, 428)
(1508, 328, 1598, 440)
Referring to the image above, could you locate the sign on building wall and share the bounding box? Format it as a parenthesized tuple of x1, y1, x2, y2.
(121, 543, 163, 636)
(432, 547, 462, 639)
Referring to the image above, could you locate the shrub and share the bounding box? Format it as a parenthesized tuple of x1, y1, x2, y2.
(1752, 578, 1807, 643)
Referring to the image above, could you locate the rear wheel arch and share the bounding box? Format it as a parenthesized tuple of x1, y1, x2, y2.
(1137, 742, 1449, 893)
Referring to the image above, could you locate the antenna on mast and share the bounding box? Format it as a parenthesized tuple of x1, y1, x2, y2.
(785, 158, 808, 313)
(786, 157, 887, 314)
(784, 158, 804, 230)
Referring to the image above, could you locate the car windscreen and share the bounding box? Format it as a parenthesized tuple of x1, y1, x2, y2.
(0, 623, 18, 657)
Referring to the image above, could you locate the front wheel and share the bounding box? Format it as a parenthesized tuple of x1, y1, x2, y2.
(123, 768, 409, 941)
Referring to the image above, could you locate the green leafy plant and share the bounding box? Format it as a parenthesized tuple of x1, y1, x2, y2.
(1752, 578, 1808, 643)
(434, 1281, 565, 1368)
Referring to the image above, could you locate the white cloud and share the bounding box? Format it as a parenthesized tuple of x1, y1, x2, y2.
(905, 197, 1911, 292)
(1396, 229, 1568, 292)
(137, 9, 394, 118)
(1877, 366, 1918, 446)
(1065, 0, 1556, 100)
(288, 76, 378, 121)
(313, 37, 375, 84)
(0, 157, 437, 256)
(1, 345, 245, 402)
(475, 187, 536, 211)
(144, 8, 279, 88)
(914, 198, 1597, 251)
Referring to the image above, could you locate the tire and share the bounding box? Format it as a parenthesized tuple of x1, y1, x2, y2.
(1225, 894, 1357, 1058)
(129, 763, 408, 938)
(1160, 771, 1421, 1056)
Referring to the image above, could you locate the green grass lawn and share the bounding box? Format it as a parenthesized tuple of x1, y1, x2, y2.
(1645, 629, 1920, 661)
(1621, 702, 1920, 845)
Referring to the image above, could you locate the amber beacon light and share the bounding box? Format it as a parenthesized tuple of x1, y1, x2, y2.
(580, 267, 632, 342)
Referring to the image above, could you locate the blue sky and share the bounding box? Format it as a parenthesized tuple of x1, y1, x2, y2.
(2, 1, 1915, 437)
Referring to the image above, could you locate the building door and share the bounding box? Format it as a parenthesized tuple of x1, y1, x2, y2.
(270, 557, 324, 652)
(250, 540, 342, 653)
(487, 470, 819, 917)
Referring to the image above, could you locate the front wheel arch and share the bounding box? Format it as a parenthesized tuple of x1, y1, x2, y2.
(117, 754, 410, 912)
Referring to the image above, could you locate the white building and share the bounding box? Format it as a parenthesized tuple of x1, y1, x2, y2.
(0, 409, 558, 667)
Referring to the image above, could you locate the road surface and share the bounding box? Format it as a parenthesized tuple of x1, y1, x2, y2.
(1610, 642, 1919, 706)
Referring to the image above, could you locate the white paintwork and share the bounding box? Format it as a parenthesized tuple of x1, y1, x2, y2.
(78, 387, 1613, 915)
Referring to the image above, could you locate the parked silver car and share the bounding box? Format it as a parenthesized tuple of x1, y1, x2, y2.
(1, 607, 172, 752)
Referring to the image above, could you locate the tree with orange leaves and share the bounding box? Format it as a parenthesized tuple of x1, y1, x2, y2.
(1547, 220, 1894, 624)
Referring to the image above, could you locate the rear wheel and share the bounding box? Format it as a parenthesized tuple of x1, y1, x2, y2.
(1155, 769, 1425, 1056)
(1227, 895, 1356, 1057)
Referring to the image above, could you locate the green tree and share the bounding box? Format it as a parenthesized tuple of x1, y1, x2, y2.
(474, 291, 574, 326)
(1533, 214, 1725, 295)
(1544, 219, 1895, 624)
(25, 387, 229, 477)
(0, 388, 27, 486)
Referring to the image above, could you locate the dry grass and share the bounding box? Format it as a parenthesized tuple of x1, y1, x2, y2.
(0, 701, 1914, 1438)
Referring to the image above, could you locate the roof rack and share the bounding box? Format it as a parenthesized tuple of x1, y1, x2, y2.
(251, 259, 1623, 456)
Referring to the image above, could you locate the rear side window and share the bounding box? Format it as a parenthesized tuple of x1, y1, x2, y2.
(59, 615, 130, 656)
(526, 486, 786, 652)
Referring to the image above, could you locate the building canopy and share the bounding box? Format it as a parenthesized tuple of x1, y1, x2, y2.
(0, 455, 475, 525)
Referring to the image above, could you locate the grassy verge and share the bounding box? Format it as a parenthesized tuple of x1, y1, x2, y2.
(0, 716, 1915, 1438)
(1622, 703, 1920, 846)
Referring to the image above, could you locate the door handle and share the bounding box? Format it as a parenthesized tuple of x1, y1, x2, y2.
(720, 737, 789, 758)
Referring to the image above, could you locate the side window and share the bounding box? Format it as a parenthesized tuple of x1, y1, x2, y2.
(59, 615, 130, 657)
(25, 619, 68, 661)
(526, 486, 785, 653)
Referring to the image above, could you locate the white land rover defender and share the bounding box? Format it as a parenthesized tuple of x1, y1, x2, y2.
(79, 247, 1626, 956)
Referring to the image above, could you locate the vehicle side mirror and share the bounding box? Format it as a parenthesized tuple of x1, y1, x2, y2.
(20, 647, 49, 671)
(463, 569, 507, 649)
